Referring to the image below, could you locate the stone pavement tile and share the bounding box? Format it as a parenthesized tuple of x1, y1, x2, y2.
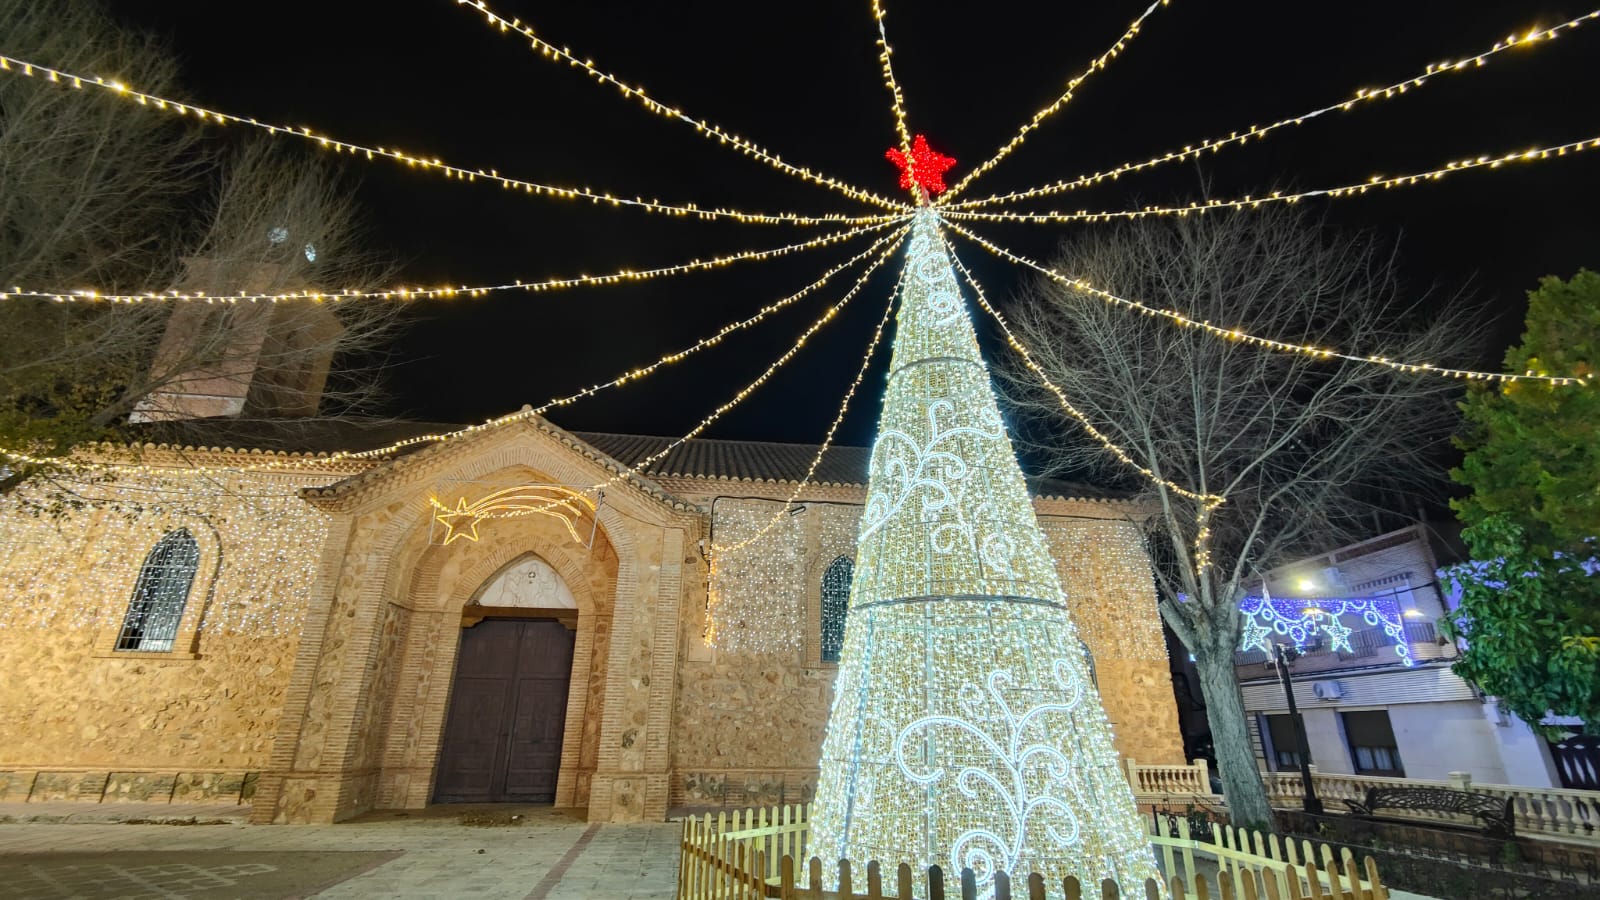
(0, 814, 683, 899)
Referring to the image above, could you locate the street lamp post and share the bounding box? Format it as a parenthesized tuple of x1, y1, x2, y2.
(1272, 642, 1325, 816)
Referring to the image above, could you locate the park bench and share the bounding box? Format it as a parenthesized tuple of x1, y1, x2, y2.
(1343, 786, 1517, 840)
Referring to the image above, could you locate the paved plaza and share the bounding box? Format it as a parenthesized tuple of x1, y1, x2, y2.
(0, 805, 681, 899)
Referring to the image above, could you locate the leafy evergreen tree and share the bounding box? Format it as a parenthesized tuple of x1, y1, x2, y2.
(1445, 270, 1600, 728)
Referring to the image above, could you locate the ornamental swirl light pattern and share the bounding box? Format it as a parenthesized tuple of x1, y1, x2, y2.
(1237, 593, 1415, 667)
(807, 210, 1155, 892)
(947, 8, 1600, 210)
(0, 55, 895, 228)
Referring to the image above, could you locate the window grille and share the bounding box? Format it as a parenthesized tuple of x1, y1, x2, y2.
(115, 529, 200, 652)
(820, 556, 852, 663)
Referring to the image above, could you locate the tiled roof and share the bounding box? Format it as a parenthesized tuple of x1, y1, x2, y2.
(573, 432, 1125, 501)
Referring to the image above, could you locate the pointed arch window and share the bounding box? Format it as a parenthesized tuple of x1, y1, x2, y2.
(821, 556, 853, 663)
(116, 529, 200, 652)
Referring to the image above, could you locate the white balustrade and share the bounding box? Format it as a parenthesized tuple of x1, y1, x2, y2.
(1129, 763, 1598, 845)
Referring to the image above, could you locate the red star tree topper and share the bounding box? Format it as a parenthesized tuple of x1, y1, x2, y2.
(886, 134, 957, 199)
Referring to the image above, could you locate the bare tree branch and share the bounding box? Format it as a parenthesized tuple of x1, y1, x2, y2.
(0, 0, 402, 487)
(993, 205, 1480, 825)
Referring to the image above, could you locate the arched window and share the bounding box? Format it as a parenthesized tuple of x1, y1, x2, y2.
(820, 556, 853, 663)
(116, 529, 200, 652)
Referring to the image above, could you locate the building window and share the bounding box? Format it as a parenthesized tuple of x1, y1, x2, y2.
(820, 556, 852, 663)
(1265, 713, 1308, 772)
(116, 529, 200, 652)
(1342, 710, 1404, 777)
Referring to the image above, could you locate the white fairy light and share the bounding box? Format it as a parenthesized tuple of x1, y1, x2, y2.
(808, 209, 1156, 893)
(0, 466, 333, 636)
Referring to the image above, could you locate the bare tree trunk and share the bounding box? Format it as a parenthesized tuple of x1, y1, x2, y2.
(1194, 639, 1273, 827)
(992, 205, 1477, 834)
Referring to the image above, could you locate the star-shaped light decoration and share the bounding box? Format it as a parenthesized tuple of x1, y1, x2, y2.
(1323, 616, 1354, 654)
(885, 134, 957, 199)
(1239, 615, 1273, 653)
(435, 497, 483, 545)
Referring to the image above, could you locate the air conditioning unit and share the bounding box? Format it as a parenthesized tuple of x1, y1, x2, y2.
(1312, 680, 1346, 701)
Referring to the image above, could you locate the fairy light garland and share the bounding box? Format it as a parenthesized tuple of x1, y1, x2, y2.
(704, 498, 807, 653)
(1238, 593, 1416, 667)
(0, 54, 893, 228)
(947, 8, 1600, 210)
(807, 209, 1157, 891)
(0, 218, 905, 305)
(944, 217, 1592, 386)
(453, 0, 907, 213)
(870, 1, 916, 178)
(710, 243, 908, 558)
(942, 227, 1222, 576)
(938, 0, 1173, 203)
(424, 228, 909, 527)
(941, 230, 1220, 505)
(941, 133, 1600, 230)
(0, 228, 911, 480)
(0, 468, 333, 636)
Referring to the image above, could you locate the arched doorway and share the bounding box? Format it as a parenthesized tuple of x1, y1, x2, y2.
(433, 555, 579, 803)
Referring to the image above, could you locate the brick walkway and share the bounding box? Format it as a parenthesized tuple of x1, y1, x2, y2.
(0, 806, 681, 899)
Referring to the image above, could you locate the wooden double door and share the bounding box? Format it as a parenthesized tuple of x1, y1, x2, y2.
(434, 618, 575, 803)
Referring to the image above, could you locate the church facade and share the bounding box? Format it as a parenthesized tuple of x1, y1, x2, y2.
(0, 417, 1183, 823)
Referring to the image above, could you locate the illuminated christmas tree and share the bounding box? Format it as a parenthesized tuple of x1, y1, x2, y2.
(807, 202, 1156, 891)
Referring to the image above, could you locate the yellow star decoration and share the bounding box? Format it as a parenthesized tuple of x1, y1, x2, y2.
(429, 485, 598, 546)
(435, 497, 483, 545)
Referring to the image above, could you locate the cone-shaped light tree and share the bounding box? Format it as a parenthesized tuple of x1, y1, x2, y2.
(807, 207, 1156, 891)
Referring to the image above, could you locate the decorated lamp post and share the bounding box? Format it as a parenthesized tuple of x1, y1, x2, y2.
(805, 141, 1157, 893)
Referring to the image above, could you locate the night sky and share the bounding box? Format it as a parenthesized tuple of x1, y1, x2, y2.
(108, 0, 1600, 447)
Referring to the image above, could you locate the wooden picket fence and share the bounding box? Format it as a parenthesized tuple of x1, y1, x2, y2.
(677, 804, 1389, 900)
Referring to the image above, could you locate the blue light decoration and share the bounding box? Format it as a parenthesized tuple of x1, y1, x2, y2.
(1236, 594, 1415, 667)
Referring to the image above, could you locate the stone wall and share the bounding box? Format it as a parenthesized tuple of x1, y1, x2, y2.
(1043, 518, 1186, 766)
(0, 463, 336, 801)
(669, 494, 1185, 808)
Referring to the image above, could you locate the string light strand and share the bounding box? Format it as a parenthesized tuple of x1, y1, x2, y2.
(947, 8, 1600, 210)
(938, 0, 1173, 203)
(0, 54, 894, 228)
(941, 133, 1600, 227)
(453, 0, 908, 213)
(0, 228, 913, 478)
(940, 232, 1220, 505)
(943, 217, 1590, 385)
(0, 218, 905, 305)
(870, 1, 916, 177)
(439, 229, 910, 522)
(712, 242, 908, 555)
(942, 230, 1223, 575)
